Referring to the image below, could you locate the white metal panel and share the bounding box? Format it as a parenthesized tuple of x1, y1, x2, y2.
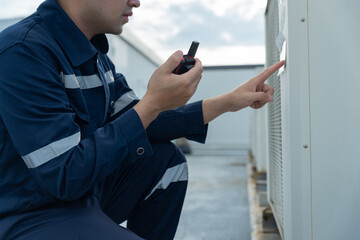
(308, 0, 360, 239)
(266, 0, 312, 239)
(285, 0, 313, 239)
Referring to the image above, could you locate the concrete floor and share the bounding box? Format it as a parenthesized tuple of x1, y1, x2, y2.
(174, 149, 251, 240)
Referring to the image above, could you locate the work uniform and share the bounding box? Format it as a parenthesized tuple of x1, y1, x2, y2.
(0, 0, 208, 239)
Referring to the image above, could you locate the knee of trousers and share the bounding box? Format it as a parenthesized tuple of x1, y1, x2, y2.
(150, 140, 187, 168)
(144, 141, 189, 201)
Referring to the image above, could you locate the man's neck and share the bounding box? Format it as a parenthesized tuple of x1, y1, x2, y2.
(57, 0, 95, 40)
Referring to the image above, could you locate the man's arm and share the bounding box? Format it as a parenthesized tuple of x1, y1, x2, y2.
(202, 61, 284, 124)
(145, 101, 208, 143)
(133, 51, 203, 128)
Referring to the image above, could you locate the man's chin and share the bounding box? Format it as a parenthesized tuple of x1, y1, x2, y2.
(116, 27, 124, 35)
(115, 26, 124, 35)
(108, 26, 124, 35)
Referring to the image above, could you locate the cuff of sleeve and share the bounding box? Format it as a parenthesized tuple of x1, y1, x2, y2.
(115, 108, 153, 161)
(182, 101, 208, 143)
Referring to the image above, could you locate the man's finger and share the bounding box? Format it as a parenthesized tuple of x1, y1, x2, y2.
(253, 60, 285, 84)
(263, 83, 274, 96)
(251, 92, 272, 104)
(251, 101, 267, 109)
(160, 51, 184, 74)
(183, 58, 203, 81)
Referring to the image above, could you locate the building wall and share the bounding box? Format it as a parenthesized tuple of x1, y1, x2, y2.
(0, 18, 22, 32)
(189, 66, 264, 151)
(107, 34, 160, 98)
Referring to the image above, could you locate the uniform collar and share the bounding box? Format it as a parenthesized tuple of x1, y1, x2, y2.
(37, 0, 109, 66)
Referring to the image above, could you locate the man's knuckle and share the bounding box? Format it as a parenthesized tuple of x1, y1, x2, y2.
(186, 89, 194, 97)
(198, 66, 204, 73)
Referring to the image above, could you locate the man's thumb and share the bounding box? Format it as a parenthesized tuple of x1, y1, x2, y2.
(161, 51, 183, 73)
(252, 92, 273, 103)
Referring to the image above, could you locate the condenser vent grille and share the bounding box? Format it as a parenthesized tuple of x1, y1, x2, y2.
(265, 0, 284, 231)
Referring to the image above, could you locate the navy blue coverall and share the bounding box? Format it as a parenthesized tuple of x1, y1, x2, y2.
(0, 0, 208, 239)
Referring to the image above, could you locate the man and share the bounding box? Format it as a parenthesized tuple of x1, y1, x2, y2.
(0, 0, 284, 239)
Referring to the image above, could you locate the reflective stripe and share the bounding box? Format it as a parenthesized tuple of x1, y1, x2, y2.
(22, 132, 81, 169)
(76, 74, 103, 89)
(61, 71, 114, 89)
(145, 162, 188, 200)
(62, 73, 80, 89)
(103, 71, 115, 84)
(111, 90, 139, 116)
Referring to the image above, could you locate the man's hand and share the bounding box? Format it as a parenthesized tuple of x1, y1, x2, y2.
(134, 51, 203, 128)
(202, 61, 284, 124)
(227, 60, 284, 111)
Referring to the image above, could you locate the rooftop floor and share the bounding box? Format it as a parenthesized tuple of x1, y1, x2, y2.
(174, 149, 251, 240)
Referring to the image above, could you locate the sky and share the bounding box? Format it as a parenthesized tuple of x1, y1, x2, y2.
(0, 0, 268, 65)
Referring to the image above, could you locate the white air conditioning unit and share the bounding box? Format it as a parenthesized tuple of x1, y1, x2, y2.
(251, 106, 268, 173)
(265, 0, 360, 239)
(251, 69, 268, 173)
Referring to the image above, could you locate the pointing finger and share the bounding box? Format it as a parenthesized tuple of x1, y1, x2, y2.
(253, 60, 285, 85)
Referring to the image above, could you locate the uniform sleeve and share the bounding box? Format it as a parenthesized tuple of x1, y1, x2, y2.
(0, 44, 153, 201)
(146, 101, 208, 143)
(105, 56, 208, 143)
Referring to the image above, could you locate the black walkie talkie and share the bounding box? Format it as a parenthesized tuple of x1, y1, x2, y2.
(172, 41, 199, 75)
